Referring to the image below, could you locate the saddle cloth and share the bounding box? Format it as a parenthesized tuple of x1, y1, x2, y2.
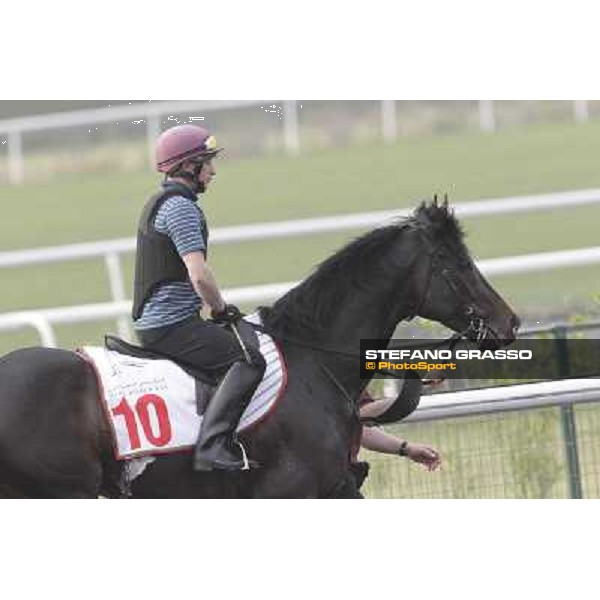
(80, 315, 287, 460)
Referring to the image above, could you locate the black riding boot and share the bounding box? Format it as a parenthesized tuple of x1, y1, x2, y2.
(193, 361, 264, 471)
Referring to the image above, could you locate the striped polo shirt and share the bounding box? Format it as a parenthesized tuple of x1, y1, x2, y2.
(134, 194, 207, 331)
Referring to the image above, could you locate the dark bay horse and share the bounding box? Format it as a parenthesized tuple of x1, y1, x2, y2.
(0, 199, 519, 498)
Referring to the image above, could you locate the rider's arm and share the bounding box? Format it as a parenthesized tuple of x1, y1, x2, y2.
(183, 251, 226, 313)
(159, 197, 227, 314)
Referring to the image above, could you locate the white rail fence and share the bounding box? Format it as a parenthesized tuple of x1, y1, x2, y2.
(0, 101, 261, 184)
(5, 186, 600, 270)
(2, 244, 600, 348)
(2, 187, 600, 345)
(0, 100, 591, 184)
(409, 377, 600, 422)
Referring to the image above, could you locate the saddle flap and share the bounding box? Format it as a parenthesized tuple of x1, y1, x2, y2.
(105, 335, 163, 361)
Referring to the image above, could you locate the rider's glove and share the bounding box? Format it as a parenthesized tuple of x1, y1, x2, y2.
(211, 303, 244, 324)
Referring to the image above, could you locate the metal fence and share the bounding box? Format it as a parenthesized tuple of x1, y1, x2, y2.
(365, 322, 600, 499)
(362, 377, 600, 499)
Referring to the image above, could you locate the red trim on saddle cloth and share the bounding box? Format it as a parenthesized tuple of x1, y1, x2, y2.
(76, 348, 120, 458)
(77, 342, 288, 460)
(78, 348, 186, 460)
(78, 348, 202, 460)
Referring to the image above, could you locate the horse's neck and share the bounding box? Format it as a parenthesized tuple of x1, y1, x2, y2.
(316, 278, 411, 398)
(281, 229, 422, 399)
(317, 229, 429, 399)
(323, 274, 409, 347)
(322, 232, 420, 347)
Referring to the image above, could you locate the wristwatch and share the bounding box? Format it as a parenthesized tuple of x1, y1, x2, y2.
(398, 441, 409, 457)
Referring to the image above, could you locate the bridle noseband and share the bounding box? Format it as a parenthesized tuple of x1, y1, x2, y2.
(407, 229, 497, 344)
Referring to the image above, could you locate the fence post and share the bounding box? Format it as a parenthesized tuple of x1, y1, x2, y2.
(478, 100, 496, 133)
(146, 113, 161, 169)
(381, 100, 397, 144)
(553, 326, 583, 498)
(573, 100, 589, 123)
(8, 129, 24, 184)
(30, 315, 57, 347)
(283, 100, 300, 155)
(104, 252, 132, 341)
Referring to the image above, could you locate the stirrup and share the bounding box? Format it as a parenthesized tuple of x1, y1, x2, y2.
(193, 439, 260, 472)
(237, 440, 250, 470)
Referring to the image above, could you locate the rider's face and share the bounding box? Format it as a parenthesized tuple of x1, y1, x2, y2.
(197, 158, 216, 189)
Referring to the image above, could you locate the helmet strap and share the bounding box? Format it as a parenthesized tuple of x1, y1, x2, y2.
(192, 161, 206, 194)
(167, 161, 205, 195)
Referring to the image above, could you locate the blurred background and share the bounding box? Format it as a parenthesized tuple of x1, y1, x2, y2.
(1, 99, 599, 498)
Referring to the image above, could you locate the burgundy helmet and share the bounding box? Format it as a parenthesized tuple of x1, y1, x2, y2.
(155, 124, 222, 174)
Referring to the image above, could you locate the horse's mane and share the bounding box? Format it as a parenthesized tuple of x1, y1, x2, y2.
(260, 198, 468, 339)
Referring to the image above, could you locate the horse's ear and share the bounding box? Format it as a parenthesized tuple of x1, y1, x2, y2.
(443, 193, 449, 209)
(432, 194, 439, 207)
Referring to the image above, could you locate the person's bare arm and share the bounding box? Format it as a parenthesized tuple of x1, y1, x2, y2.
(361, 426, 442, 471)
(182, 251, 226, 313)
(359, 397, 394, 419)
(361, 426, 404, 454)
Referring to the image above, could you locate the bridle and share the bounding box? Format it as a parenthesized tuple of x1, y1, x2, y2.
(250, 224, 501, 391)
(406, 228, 498, 346)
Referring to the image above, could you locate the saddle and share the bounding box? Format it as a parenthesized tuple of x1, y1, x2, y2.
(105, 319, 262, 413)
(80, 317, 286, 459)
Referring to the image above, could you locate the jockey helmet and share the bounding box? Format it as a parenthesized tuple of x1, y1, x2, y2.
(156, 124, 222, 174)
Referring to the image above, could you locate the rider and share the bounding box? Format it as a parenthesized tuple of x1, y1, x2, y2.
(132, 124, 266, 471)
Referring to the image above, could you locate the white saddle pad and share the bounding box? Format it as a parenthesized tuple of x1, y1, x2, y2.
(80, 316, 287, 460)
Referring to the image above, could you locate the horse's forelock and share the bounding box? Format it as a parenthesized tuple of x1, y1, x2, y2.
(414, 198, 466, 251)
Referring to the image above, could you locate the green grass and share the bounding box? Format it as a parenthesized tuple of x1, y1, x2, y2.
(3, 119, 600, 247)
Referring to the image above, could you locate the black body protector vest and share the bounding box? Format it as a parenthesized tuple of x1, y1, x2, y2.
(132, 182, 209, 320)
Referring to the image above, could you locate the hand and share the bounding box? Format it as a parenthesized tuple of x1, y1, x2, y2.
(211, 303, 244, 324)
(404, 443, 442, 471)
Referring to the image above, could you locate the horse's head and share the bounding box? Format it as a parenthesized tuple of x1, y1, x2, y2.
(407, 197, 519, 348)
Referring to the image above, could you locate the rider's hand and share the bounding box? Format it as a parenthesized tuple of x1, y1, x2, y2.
(211, 303, 244, 324)
(403, 443, 442, 471)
